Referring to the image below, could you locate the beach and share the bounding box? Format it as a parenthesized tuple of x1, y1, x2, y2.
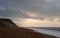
(0, 27, 57, 38)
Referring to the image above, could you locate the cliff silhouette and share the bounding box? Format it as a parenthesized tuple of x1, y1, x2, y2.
(0, 18, 57, 38)
(0, 18, 17, 27)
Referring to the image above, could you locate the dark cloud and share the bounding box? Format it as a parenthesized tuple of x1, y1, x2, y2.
(0, 8, 29, 18)
(0, 0, 60, 21)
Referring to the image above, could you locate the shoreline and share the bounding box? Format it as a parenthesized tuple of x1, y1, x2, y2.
(0, 27, 58, 38)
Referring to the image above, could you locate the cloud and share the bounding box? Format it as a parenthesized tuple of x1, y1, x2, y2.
(0, 0, 60, 18)
(14, 18, 60, 27)
(0, 0, 60, 27)
(20, 0, 60, 17)
(20, 10, 45, 20)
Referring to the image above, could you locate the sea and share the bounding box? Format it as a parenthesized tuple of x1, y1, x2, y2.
(28, 27, 60, 38)
(30, 27, 60, 31)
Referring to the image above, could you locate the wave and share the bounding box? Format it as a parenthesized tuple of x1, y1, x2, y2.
(28, 28, 60, 38)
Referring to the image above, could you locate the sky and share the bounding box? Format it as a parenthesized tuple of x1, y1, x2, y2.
(0, 0, 60, 27)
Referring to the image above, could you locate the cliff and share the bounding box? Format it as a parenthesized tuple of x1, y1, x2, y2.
(0, 18, 17, 27)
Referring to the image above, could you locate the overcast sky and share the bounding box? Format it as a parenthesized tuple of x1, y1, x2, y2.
(0, 0, 60, 27)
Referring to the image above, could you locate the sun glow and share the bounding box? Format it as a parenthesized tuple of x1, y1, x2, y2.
(14, 18, 60, 27)
(19, 19, 48, 27)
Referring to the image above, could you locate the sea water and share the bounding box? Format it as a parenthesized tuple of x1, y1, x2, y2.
(28, 27, 60, 38)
